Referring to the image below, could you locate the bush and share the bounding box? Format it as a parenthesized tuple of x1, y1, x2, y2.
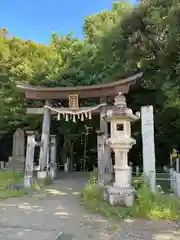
(81, 174, 180, 220)
(132, 176, 145, 191)
(89, 168, 98, 185)
(81, 168, 103, 203)
(81, 183, 102, 202)
(133, 181, 180, 220)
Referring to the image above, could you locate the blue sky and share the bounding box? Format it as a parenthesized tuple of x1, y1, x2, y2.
(0, 0, 118, 44)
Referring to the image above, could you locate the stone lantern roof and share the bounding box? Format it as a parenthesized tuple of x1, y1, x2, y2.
(105, 92, 140, 121)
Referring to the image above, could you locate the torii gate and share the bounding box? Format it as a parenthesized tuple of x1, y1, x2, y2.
(16, 72, 143, 183)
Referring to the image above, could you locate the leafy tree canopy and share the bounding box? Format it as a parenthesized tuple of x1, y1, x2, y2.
(1, 0, 180, 163)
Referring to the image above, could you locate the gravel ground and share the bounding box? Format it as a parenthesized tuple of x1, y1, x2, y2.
(0, 172, 179, 240)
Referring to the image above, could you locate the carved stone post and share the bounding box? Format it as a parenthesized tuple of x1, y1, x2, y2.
(50, 135, 57, 179)
(38, 100, 51, 178)
(99, 98, 112, 184)
(96, 131, 105, 184)
(24, 131, 36, 188)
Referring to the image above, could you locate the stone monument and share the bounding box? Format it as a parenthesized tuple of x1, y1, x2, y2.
(7, 128, 25, 171)
(104, 92, 140, 206)
(141, 105, 156, 193)
(24, 131, 36, 187)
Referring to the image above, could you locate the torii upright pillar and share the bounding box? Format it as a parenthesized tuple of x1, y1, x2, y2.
(38, 100, 51, 179)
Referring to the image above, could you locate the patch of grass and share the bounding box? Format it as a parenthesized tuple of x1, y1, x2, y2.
(0, 172, 53, 199)
(133, 181, 180, 220)
(0, 189, 26, 199)
(0, 171, 26, 199)
(81, 172, 180, 220)
(80, 169, 132, 218)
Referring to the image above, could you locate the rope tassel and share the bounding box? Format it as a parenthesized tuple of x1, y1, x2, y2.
(65, 114, 69, 121)
(88, 111, 92, 120)
(57, 114, 60, 120)
(81, 114, 84, 121)
(73, 114, 76, 123)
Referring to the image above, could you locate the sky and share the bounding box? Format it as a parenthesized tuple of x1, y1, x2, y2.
(0, 0, 117, 44)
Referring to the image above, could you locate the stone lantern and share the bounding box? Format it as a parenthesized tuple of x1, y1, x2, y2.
(104, 92, 140, 206)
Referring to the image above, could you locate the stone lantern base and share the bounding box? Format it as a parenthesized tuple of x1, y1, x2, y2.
(104, 185, 135, 207)
(103, 165, 135, 207)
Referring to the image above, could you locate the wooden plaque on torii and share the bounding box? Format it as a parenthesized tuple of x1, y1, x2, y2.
(68, 94, 79, 109)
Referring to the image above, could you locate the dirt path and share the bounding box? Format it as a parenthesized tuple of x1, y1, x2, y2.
(0, 173, 179, 239)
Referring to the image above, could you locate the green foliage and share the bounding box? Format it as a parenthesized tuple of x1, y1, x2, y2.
(0, 171, 52, 199)
(89, 168, 98, 185)
(0, 171, 24, 181)
(81, 178, 180, 220)
(133, 182, 180, 220)
(132, 176, 145, 191)
(1, 0, 180, 163)
(84, 2, 132, 43)
(81, 183, 103, 202)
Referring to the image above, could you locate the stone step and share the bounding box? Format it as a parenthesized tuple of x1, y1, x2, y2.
(6, 161, 25, 171)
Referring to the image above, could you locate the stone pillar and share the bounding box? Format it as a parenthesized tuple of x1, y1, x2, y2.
(99, 98, 112, 184)
(170, 169, 176, 192)
(176, 158, 179, 172)
(38, 100, 51, 179)
(24, 131, 36, 188)
(50, 135, 57, 179)
(176, 172, 180, 197)
(96, 131, 105, 184)
(141, 106, 156, 193)
(0, 161, 5, 170)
